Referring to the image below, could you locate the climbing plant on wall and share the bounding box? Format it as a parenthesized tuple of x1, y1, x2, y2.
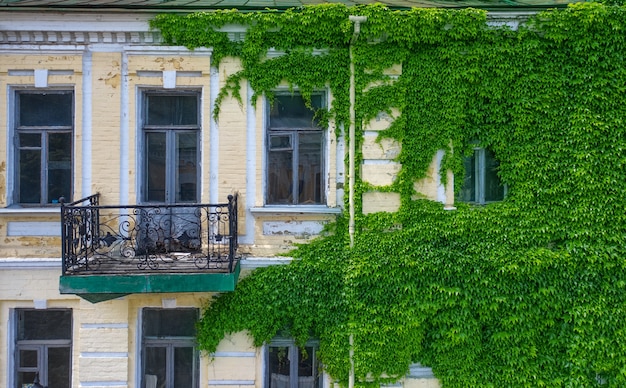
(152, 3, 626, 386)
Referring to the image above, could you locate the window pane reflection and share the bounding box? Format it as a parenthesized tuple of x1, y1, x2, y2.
(145, 346, 167, 388)
(146, 132, 166, 202)
(48, 132, 72, 203)
(19, 149, 41, 204)
(174, 347, 194, 387)
(269, 346, 290, 388)
(19, 93, 73, 127)
(175, 133, 197, 203)
(48, 347, 71, 388)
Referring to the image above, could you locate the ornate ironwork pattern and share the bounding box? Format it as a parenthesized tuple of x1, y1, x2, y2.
(60, 194, 239, 275)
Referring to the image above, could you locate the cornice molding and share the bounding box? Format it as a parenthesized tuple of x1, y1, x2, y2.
(0, 30, 163, 46)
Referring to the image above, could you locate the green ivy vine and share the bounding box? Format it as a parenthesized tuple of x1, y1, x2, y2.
(152, 3, 626, 386)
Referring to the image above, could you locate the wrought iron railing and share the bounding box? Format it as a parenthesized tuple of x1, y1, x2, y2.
(60, 194, 238, 275)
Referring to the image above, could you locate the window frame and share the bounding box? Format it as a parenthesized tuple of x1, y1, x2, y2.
(12, 308, 73, 388)
(139, 89, 201, 205)
(265, 338, 322, 388)
(265, 91, 327, 207)
(12, 89, 74, 206)
(458, 146, 507, 205)
(140, 308, 199, 388)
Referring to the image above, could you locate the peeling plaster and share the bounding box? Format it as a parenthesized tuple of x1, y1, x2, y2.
(46, 55, 75, 62)
(155, 57, 185, 70)
(262, 220, 325, 237)
(102, 72, 121, 88)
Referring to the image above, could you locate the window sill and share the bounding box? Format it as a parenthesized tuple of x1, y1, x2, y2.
(0, 207, 61, 216)
(250, 205, 342, 216)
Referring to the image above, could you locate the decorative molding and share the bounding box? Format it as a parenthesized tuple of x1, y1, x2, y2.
(250, 205, 342, 215)
(0, 30, 162, 46)
(0, 258, 61, 269)
(0, 207, 60, 216)
(240, 257, 293, 269)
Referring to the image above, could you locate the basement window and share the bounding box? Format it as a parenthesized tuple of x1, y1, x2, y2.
(141, 308, 198, 388)
(266, 338, 322, 388)
(14, 309, 72, 388)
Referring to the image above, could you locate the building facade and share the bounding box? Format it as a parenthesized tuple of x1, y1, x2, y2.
(0, 5, 522, 388)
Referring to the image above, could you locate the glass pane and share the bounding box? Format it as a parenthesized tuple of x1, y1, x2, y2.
(175, 133, 198, 203)
(17, 371, 37, 388)
(174, 347, 194, 388)
(145, 346, 166, 388)
(19, 149, 41, 204)
(484, 150, 505, 202)
(146, 94, 198, 126)
(298, 346, 319, 388)
(143, 309, 197, 338)
(297, 132, 323, 204)
(268, 149, 293, 204)
(270, 134, 292, 150)
(458, 154, 476, 202)
(19, 133, 41, 148)
(48, 347, 71, 388)
(18, 310, 72, 340)
(270, 94, 323, 129)
(268, 346, 290, 388)
(48, 132, 72, 203)
(146, 132, 166, 202)
(19, 349, 38, 368)
(19, 92, 73, 127)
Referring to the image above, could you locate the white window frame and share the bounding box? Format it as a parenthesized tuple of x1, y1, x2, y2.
(265, 338, 322, 388)
(10, 88, 74, 206)
(139, 307, 199, 388)
(138, 89, 202, 205)
(11, 308, 73, 388)
(458, 147, 507, 205)
(264, 91, 328, 207)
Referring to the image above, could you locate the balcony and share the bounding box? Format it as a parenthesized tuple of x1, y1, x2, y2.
(59, 193, 240, 303)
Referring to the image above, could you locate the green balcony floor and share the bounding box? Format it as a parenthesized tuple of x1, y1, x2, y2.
(60, 261, 240, 303)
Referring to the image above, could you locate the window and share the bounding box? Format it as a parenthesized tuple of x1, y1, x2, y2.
(14, 90, 73, 205)
(458, 147, 506, 204)
(14, 309, 72, 388)
(142, 91, 200, 204)
(141, 308, 198, 388)
(267, 93, 326, 205)
(266, 339, 321, 388)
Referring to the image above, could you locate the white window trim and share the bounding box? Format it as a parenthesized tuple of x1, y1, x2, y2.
(6, 86, 76, 208)
(10, 309, 73, 388)
(263, 338, 327, 388)
(7, 308, 17, 388)
(262, 89, 332, 209)
(135, 88, 203, 205)
(250, 205, 342, 215)
(0, 207, 61, 216)
(459, 146, 507, 205)
(138, 307, 200, 388)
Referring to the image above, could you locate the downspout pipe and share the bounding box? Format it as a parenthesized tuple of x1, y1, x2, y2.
(348, 15, 366, 388)
(348, 15, 366, 250)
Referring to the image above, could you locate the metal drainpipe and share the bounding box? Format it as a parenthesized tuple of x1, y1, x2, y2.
(348, 15, 366, 388)
(348, 15, 366, 249)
